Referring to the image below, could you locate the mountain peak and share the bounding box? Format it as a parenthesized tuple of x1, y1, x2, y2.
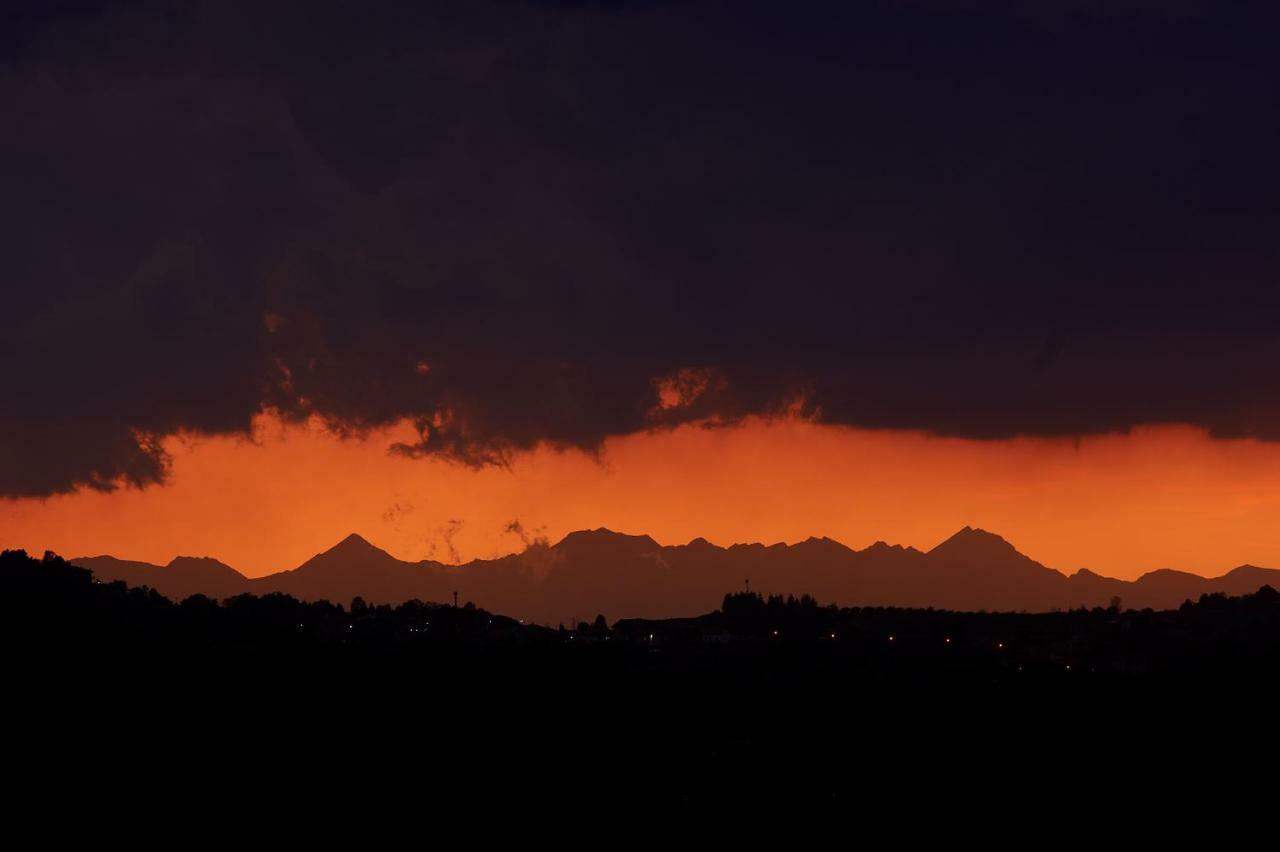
(305, 533, 397, 564)
(332, 532, 379, 552)
(283, 532, 405, 581)
(165, 555, 244, 579)
(929, 526, 1016, 556)
(795, 536, 853, 555)
(554, 528, 659, 552)
(167, 555, 224, 565)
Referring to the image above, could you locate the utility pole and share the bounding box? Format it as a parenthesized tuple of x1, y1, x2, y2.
(453, 590, 458, 608)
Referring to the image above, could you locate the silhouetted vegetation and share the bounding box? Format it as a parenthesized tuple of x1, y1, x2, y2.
(8, 547, 1280, 819)
(7, 549, 1280, 680)
(616, 588, 1280, 678)
(1, 548, 556, 665)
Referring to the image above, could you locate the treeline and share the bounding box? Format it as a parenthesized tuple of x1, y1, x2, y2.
(5, 548, 1280, 678)
(615, 588, 1280, 676)
(0, 549, 552, 662)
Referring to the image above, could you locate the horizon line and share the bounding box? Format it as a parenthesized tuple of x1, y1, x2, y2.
(50, 524, 1272, 585)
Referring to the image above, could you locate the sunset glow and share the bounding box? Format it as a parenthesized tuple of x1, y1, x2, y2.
(10, 0, 1280, 814)
(6, 412, 1280, 579)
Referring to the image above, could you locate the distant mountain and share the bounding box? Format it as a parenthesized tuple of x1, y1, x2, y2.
(74, 554, 247, 601)
(868, 526, 1067, 611)
(70, 527, 1280, 623)
(250, 533, 455, 604)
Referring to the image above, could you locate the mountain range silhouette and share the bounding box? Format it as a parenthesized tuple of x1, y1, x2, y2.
(71, 526, 1280, 623)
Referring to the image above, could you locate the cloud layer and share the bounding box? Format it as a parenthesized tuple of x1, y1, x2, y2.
(5, 1, 1280, 496)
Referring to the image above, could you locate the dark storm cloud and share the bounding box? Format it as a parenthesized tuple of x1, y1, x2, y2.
(4, 0, 1280, 496)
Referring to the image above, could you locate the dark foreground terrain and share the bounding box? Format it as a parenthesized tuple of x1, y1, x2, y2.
(5, 547, 1279, 827)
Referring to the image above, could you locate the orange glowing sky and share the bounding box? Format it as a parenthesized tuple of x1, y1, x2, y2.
(5, 413, 1280, 580)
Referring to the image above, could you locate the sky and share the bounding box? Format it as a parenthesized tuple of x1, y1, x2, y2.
(8, 411, 1280, 580)
(5, 1, 1280, 579)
